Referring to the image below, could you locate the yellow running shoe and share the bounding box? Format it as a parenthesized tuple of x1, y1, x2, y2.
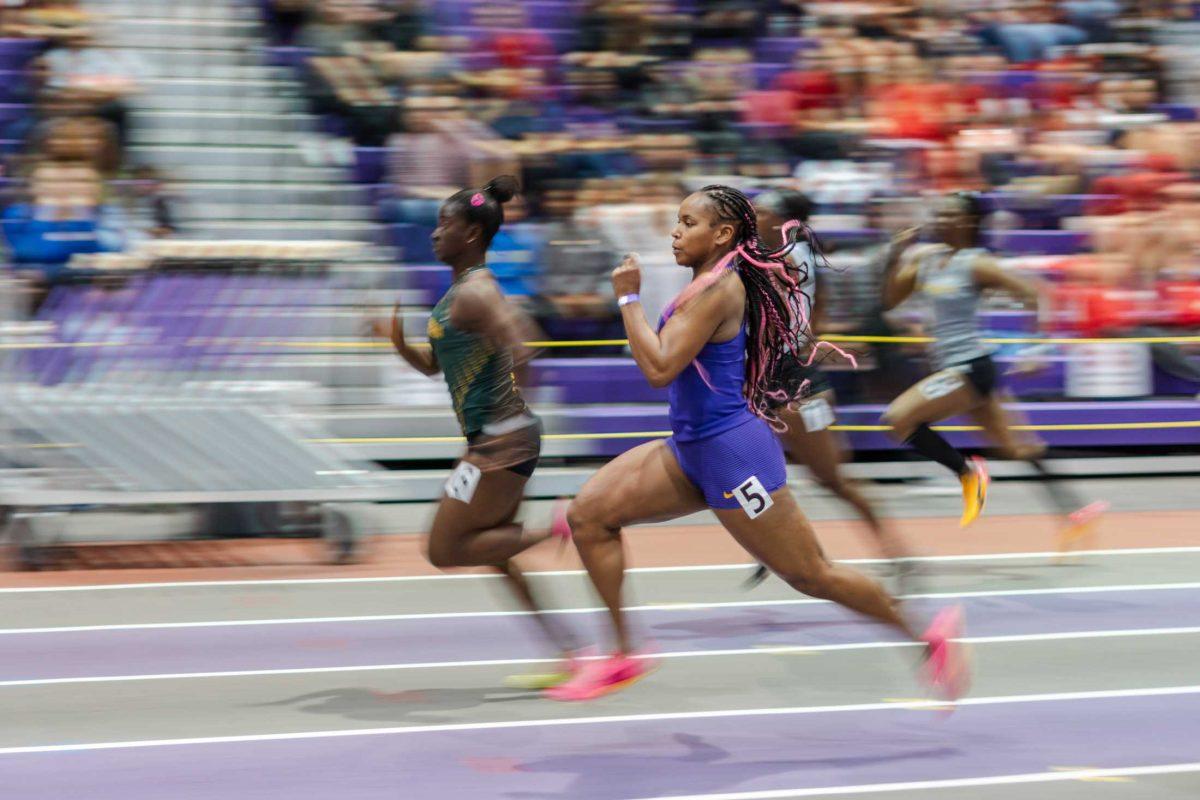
(504, 647, 593, 691)
(504, 670, 574, 691)
(959, 456, 989, 528)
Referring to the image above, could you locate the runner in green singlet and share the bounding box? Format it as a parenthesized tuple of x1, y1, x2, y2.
(372, 176, 583, 688)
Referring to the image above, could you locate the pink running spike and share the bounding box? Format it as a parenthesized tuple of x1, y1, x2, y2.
(550, 499, 571, 541)
(1069, 500, 1110, 525)
(545, 652, 656, 702)
(921, 606, 970, 705)
(550, 499, 572, 556)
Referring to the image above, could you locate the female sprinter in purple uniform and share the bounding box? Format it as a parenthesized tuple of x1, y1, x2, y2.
(547, 185, 968, 702)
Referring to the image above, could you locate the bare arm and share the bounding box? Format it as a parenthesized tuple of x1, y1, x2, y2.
(972, 255, 1041, 311)
(612, 255, 737, 388)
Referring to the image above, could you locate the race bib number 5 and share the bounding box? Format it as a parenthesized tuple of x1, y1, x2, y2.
(730, 475, 774, 520)
(445, 461, 482, 504)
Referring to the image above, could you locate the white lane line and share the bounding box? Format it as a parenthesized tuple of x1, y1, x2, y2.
(623, 762, 1200, 800)
(2, 625, 1197, 688)
(4, 580, 1198, 635)
(2, 545, 1199, 594)
(2, 684, 1198, 755)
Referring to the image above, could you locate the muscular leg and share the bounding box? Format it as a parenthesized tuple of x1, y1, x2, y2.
(715, 490, 918, 641)
(495, 560, 581, 652)
(427, 463, 569, 652)
(777, 398, 905, 561)
(567, 440, 706, 653)
(427, 465, 549, 568)
(966, 391, 1044, 462)
(884, 371, 983, 476)
(968, 393, 1087, 519)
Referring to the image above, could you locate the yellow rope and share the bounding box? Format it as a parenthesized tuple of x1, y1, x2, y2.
(824, 334, 1200, 346)
(257, 333, 1200, 350)
(4, 333, 1198, 352)
(11, 421, 1195, 450)
(0, 341, 128, 350)
(310, 419, 1200, 445)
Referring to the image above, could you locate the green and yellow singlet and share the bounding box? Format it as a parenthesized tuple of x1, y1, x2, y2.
(428, 266, 527, 436)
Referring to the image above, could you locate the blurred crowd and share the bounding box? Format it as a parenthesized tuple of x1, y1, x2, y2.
(0, 0, 175, 301)
(0, 0, 1197, 390)
(261, 0, 1200, 346)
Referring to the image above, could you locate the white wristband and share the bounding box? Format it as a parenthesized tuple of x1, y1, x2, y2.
(618, 293, 640, 307)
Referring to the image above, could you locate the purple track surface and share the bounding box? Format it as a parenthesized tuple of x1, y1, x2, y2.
(1, 588, 1194, 682)
(5, 537, 1200, 800)
(5, 693, 1198, 799)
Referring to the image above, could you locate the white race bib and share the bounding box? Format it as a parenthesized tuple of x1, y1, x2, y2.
(730, 475, 774, 520)
(919, 371, 965, 400)
(444, 461, 482, 504)
(799, 397, 835, 432)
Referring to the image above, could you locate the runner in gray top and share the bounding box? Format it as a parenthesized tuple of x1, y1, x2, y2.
(879, 192, 1105, 549)
(916, 244, 993, 371)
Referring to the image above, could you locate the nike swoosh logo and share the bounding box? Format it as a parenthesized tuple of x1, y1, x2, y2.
(722, 491, 735, 499)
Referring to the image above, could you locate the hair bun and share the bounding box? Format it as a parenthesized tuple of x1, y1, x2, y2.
(482, 175, 520, 204)
(779, 190, 813, 224)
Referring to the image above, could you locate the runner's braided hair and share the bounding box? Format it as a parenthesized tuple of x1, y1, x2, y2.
(668, 184, 827, 430)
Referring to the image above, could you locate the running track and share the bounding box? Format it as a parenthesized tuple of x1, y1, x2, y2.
(2, 499, 1199, 799)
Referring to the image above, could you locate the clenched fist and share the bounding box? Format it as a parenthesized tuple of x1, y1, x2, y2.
(611, 252, 642, 298)
(365, 303, 402, 342)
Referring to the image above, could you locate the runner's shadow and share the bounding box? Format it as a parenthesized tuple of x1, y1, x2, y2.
(649, 608, 855, 642)
(915, 561, 1089, 584)
(504, 732, 956, 800)
(256, 686, 538, 723)
(880, 560, 1095, 599)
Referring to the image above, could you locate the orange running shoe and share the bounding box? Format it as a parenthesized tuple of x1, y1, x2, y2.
(959, 456, 989, 528)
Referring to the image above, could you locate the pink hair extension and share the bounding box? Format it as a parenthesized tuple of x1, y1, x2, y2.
(803, 340, 859, 370)
(732, 243, 793, 277)
(791, 378, 813, 408)
(663, 185, 833, 431)
(772, 219, 803, 254)
(662, 219, 817, 323)
(660, 248, 738, 321)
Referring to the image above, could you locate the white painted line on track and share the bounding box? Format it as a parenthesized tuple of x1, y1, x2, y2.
(1, 625, 1197, 688)
(1, 684, 1197, 755)
(3, 581, 1198, 635)
(2, 545, 1199, 594)
(622, 762, 1200, 800)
